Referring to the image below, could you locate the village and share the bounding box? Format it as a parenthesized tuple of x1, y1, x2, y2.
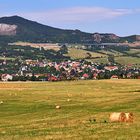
(0, 58, 140, 81)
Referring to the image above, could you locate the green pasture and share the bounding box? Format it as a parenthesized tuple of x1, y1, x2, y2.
(0, 80, 140, 140)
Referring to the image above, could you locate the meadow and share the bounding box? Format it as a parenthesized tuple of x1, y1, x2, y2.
(0, 80, 140, 140)
(66, 48, 140, 65)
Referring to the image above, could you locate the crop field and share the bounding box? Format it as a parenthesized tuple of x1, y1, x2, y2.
(9, 42, 61, 51)
(0, 80, 140, 140)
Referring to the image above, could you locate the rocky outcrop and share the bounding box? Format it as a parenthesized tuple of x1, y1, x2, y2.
(136, 35, 140, 41)
(0, 23, 17, 35)
(92, 33, 119, 43)
(92, 33, 102, 43)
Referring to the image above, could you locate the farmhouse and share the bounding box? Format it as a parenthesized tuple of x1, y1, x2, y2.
(104, 66, 118, 71)
(81, 73, 89, 80)
(1, 74, 13, 81)
(127, 74, 131, 78)
(111, 75, 119, 79)
(93, 73, 98, 79)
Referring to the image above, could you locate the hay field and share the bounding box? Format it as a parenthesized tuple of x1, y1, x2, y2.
(9, 42, 61, 51)
(66, 48, 105, 59)
(0, 80, 140, 140)
(66, 48, 140, 64)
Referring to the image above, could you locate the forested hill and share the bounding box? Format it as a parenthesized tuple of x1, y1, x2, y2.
(0, 15, 140, 43)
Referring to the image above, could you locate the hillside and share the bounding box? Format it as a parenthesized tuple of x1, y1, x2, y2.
(0, 16, 139, 43)
(65, 48, 140, 65)
(0, 16, 92, 43)
(0, 16, 140, 64)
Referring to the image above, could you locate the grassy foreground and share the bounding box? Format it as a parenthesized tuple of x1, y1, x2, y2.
(0, 80, 140, 140)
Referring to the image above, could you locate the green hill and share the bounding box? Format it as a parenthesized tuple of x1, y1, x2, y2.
(0, 16, 139, 44)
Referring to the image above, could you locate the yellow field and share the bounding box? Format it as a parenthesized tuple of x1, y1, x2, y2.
(66, 48, 105, 59)
(0, 80, 140, 140)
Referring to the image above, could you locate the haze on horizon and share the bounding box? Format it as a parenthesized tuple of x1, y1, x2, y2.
(0, 0, 140, 36)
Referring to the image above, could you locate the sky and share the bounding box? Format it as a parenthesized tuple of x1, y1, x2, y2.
(0, 0, 140, 36)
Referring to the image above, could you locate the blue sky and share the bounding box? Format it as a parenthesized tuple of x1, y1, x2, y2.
(0, 0, 140, 36)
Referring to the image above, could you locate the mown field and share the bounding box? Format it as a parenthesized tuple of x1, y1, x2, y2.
(66, 48, 140, 65)
(0, 80, 140, 140)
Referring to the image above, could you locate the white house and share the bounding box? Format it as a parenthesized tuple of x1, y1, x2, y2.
(1, 74, 13, 81)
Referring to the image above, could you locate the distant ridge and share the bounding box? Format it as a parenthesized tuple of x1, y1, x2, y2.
(0, 15, 139, 43)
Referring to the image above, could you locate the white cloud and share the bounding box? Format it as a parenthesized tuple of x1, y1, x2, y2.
(0, 6, 139, 28)
(135, 9, 140, 12)
(19, 7, 137, 25)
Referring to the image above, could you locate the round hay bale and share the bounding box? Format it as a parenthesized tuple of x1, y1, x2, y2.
(119, 112, 126, 122)
(125, 113, 134, 122)
(0, 101, 3, 104)
(56, 105, 61, 109)
(109, 112, 126, 122)
(67, 99, 71, 102)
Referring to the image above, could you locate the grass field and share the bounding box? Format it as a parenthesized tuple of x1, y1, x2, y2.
(65, 48, 140, 65)
(0, 80, 140, 140)
(0, 57, 15, 61)
(115, 56, 140, 65)
(66, 48, 105, 59)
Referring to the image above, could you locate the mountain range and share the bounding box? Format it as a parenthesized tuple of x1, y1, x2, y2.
(0, 15, 140, 43)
